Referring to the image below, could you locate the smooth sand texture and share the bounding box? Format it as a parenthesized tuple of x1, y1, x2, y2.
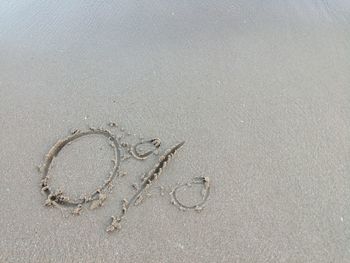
(1, 1, 350, 262)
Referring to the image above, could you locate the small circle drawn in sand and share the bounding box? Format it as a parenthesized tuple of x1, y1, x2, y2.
(170, 177, 210, 212)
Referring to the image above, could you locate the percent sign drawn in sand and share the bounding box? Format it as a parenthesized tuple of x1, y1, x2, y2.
(37, 123, 210, 233)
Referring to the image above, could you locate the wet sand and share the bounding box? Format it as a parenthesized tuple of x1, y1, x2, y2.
(1, 1, 350, 262)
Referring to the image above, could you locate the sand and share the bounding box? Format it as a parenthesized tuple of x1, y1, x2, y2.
(1, 1, 350, 262)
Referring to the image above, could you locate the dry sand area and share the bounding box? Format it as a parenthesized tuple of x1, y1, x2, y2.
(1, 1, 350, 262)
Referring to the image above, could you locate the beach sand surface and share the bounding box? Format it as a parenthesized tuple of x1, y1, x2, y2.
(1, 1, 350, 262)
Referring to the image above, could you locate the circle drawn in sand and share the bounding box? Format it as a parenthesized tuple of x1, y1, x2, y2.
(170, 177, 210, 212)
(40, 128, 120, 211)
(130, 138, 161, 160)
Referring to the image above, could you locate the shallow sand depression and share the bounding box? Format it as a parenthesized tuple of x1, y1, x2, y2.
(1, 1, 350, 262)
